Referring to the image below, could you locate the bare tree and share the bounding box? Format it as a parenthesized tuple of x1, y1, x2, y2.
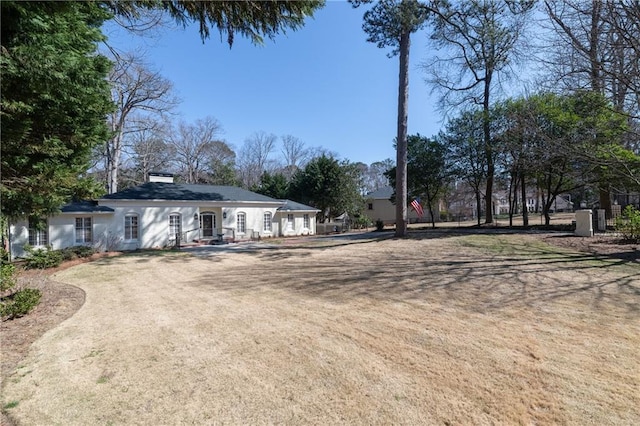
(425, 0, 534, 224)
(208, 140, 238, 185)
(542, 1, 639, 117)
(542, 0, 640, 214)
(106, 52, 178, 193)
(367, 159, 394, 192)
(280, 134, 310, 179)
(127, 117, 173, 185)
(237, 131, 277, 189)
(168, 117, 226, 184)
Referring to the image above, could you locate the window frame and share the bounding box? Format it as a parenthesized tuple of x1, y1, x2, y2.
(263, 212, 272, 232)
(75, 217, 93, 244)
(237, 212, 246, 234)
(169, 213, 181, 238)
(286, 213, 294, 230)
(303, 214, 310, 229)
(28, 218, 48, 246)
(124, 214, 139, 241)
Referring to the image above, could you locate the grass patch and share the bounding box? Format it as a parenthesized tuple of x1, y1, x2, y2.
(455, 235, 565, 258)
(96, 376, 109, 384)
(3, 401, 19, 410)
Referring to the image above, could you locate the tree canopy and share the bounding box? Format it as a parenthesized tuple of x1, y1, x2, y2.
(290, 156, 363, 222)
(386, 134, 450, 227)
(107, 0, 324, 46)
(1, 2, 113, 219)
(352, 0, 430, 237)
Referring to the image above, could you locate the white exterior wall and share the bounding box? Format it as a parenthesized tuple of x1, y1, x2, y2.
(276, 212, 316, 237)
(9, 214, 113, 259)
(102, 202, 201, 250)
(8, 221, 29, 259)
(99, 201, 284, 247)
(221, 206, 280, 240)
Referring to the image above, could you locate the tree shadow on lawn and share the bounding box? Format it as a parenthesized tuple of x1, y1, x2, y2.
(187, 234, 640, 315)
(88, 249, 224, 266)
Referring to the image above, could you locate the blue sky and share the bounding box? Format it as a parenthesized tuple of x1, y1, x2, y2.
(103, 1, 443, 165)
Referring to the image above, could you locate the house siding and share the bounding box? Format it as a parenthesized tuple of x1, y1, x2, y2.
(9, 214, 113, 259)
(275, 211, 315, 237)
(365, 198, 423, 225)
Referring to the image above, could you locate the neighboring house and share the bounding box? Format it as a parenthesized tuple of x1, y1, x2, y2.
(9, 173, 319, 259)
(364, 186, 429, 225)
(493, 190, 574, 215)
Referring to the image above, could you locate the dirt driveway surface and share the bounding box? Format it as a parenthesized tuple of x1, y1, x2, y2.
(2, 231, 639, 425)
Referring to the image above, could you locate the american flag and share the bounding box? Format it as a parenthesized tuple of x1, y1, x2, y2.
(410, 198, 424, 218)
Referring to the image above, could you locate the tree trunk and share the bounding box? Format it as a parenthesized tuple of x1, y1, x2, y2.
(521, 173, 528, 227)
(483, 76, 494, 224)
(427, 201, 436, 228)
(395, 28, 410, 238)
(475, 190, 482, 226)
(107, 129, 122, 194)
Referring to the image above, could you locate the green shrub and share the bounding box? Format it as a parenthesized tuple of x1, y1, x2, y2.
(352, 216, 372, 229)
(614, 205, 640, 242)
(1, 247, 17, 293)
(24, 245, 63, 269)
(1, 263, 17, 292)
(60, 245, 96, 261)
(0, 288, 42, 320)
(375, 219, 385, 232)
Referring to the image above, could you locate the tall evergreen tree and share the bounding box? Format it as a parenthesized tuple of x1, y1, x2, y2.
(352, 0, 430, 237)
(290, 156, 363, 222)
(1, 2, 113, 220)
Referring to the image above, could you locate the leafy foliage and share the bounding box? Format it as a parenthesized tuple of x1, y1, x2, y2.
(23, 246, 63, 270)
(0, 288, 42, 320)
(355, 0, 430, 56)
(615, 205, 640, 243)
(1, 263, 17, 293)
(290, 156, 363, 222)
(387, 134, 451, 227)
(0, 248, 41, 321)
(60, 246, 98, 262)
(255, 172, 290, 200)
(1, 2, 112, 220)
(108, 1, 324, 47)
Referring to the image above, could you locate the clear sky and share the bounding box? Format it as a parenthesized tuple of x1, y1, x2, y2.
(102, 1, 443, 166)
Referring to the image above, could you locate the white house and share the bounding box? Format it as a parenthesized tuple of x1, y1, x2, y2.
(9, 173, 320, 259)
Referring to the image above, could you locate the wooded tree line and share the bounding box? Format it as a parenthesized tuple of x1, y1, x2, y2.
(353, 0, 640, 234)
(399, 90, 634, 229)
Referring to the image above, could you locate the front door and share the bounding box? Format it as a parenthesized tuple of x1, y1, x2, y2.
(201, 213, 216, 238)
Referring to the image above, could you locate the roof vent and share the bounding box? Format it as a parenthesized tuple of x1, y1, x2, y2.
(148, 172, 174, 183)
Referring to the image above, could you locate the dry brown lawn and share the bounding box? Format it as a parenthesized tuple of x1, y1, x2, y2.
(2, 231, 639, 425)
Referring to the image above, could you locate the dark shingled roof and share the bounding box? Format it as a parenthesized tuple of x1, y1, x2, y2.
(277, 200, 320, 212)
(60, 201, 114, 213)
(100, 182, 281, 203)
(366, 186, 393, 199)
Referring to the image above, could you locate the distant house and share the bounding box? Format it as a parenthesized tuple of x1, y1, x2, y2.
(492, 190, 574, 215)
(9, 173, 319, 259)
(364, 186, 431, 225)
